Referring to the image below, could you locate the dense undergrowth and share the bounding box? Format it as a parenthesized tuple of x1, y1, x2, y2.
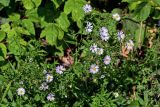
(0, 0, 160, 107)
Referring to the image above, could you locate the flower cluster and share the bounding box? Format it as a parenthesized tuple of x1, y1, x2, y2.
(90, 44, 103, 55)
(39, 82, 49, 91)
(99, 27, 110, 41)
(117, 30, 125, 41)
(126, 40, 134, 50)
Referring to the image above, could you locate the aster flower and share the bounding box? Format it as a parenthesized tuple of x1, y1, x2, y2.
(83, 4, 92, 13)
(126, 40, 134, 50)
(56, 65, 65, 74)
(103, 55, 111, 65)
(85, 21, 93, 33)
(47, 93, 55, 101)
(100, 34, 110, 41)
(90, 44, 98, 53)
(45, 74, 53, 83)
(17, 87, 25, 96)
(39, 82, 49, 91)
(99, 27, 110, 41)
(117, 30, 125, 41)
(99, 27, 108, 33)
(96, 48, 104, 55)
(112, 13, 121, 21)
(89, 64, 99, 74)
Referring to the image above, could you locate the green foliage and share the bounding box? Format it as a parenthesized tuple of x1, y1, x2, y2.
(0, 0, 160, 106)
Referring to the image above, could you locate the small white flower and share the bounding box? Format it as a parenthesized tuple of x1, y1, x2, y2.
(85, 21, 93, 33)
(117, 31, 125, 41)
(100, 75, 105, 79)
(112, 13, 121, 21)
(45, 74, 53, 83)
(89, 64, 99, 74)
(90, 44, 98, 53)
(96, 48, 104, 55)
(103, 55, 111, 65)
(43, 70, 47, 74)
(47, 93, 55, 101)
(39, 82, 49, 91)
(17, 88, 25, 96)
(126, 40, 134, 50)
(56, 65, 65, 74)
(83, 4, 92, 13)
(113, 92, 119, 98)
(19, 81, 23, 85)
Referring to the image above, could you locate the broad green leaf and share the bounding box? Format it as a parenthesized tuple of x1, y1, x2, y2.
(72, 8, 84, 22)
(0, 31, 6, 42)
(64, 0, 74, 14)
(32, 0, 41, 7)
(122, 17, 139, 35)
(153, 0, 160, 5)
(153, 9, 160, 19)
(129, 100, 140, 107)
(0, 23, 10, 33)
(57, 27, 64, 40)
(0, 0, 10, 6)
(128, 1, 142, 11)
(22, 19, 35, 35)
(64, 0, 85, 28)
(25, 9, 40, 22)
(14, 27, 30, 35)
(134, 2, 151, 21)
(22, 0, 34, 10)
(0, 43, 7, 58)
(41, 24, 58, 45)
(7, 32, 26, 55)
(135, 23, 145, 48)
(56, 12, 70, 32)
(8, 13, 20, 21)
